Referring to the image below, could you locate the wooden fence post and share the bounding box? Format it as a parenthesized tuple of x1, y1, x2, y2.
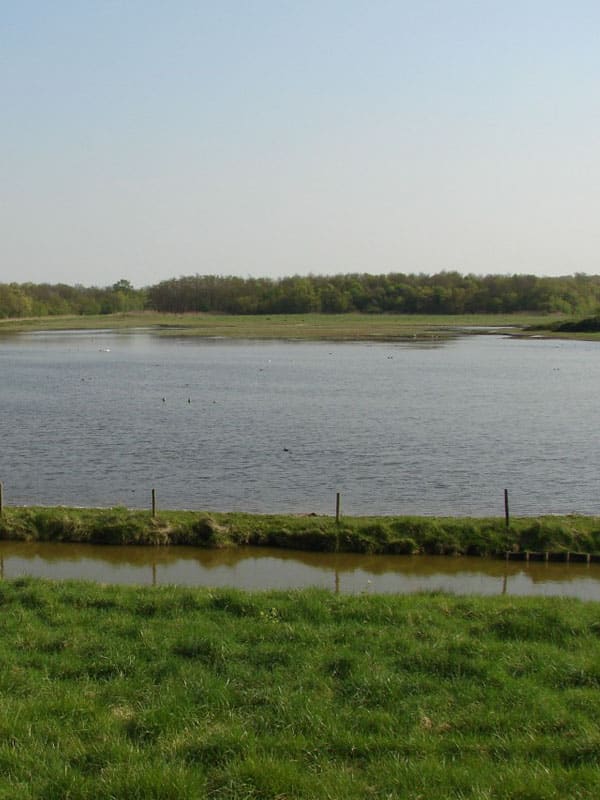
(151, 488, 157, 518)
(504, 489, 510, 528)
(335, 492, 341, 524)
(0, 481, 3, 517)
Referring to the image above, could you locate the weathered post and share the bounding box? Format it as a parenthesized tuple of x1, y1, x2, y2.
(335, 492, 341, 524)
(0, 481, 3, 517)
(504, 489, 510, 529)
(151, 488, 157, 518)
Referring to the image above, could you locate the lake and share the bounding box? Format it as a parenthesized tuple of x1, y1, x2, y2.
(0, 330, 599, 516)
(2, 541, 600, 599)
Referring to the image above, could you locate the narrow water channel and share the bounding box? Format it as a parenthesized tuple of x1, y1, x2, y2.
(2, 542, 600, 600)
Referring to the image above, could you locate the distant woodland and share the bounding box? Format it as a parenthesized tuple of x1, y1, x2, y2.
(2, 272, 600, 319)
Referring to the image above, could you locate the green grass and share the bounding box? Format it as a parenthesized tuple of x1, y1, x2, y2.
(0, 578, 599, 798)
(0, 310, 565, 341)
(2, 506, 600, 557)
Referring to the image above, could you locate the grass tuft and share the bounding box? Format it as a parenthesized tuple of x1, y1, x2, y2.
(2, 506, 600, 559)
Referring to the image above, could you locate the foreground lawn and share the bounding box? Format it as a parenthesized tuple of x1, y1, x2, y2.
(0, 579, 599, 798)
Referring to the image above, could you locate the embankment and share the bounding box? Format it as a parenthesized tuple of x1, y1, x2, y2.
(1, 506, 600, 557)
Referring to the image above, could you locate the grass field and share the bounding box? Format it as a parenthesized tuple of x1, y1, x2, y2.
(2, 506, 600, 558)
(0, 578, 599, 799)
(0, 311, 567, 341)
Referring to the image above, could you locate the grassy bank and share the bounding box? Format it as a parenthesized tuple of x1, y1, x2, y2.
(0, 578, 599, 798)
(0, 310, 563, 340)
(1, 506, 600, 557)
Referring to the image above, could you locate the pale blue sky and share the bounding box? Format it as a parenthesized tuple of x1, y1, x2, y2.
(2, 1, 599, 287)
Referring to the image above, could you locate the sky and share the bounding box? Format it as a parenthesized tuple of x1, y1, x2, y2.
(2, 1, 599, 288)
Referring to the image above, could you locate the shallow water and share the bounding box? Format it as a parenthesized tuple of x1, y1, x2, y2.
(2, 541, 600, 600)
(1, 331, 599, 516)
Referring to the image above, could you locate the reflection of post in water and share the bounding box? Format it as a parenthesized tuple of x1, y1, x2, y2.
(0, 555, 3, 581)
(333, 555, 340, 594)
(152, 562, 157, 587)
(502, 572, 507, 595)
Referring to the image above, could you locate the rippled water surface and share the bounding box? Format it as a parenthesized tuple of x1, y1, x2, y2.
(1, 331, 599, 515)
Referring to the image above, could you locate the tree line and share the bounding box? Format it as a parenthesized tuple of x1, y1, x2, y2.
(2, 272, 600, 319)
(0, 279, 143, 318)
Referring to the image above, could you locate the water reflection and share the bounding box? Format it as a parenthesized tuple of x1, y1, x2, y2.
(1, 542, 600, 600)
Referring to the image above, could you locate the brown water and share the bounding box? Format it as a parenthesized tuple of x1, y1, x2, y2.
(2, 541, 600, 600)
